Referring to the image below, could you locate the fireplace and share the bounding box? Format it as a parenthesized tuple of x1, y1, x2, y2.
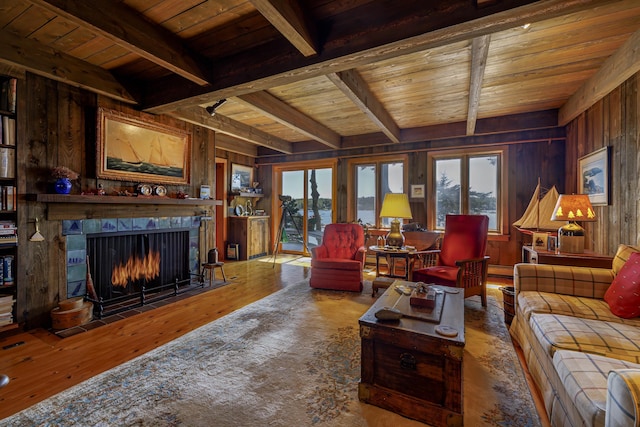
(86, 229, 191, 317)
(63, 216, 202, 319)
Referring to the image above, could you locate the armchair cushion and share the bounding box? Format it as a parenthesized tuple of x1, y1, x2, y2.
(411, 215, 489, 306)
(310, 223, 365, 292)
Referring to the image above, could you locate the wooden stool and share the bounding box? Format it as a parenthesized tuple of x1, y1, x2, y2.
(201, 262, 227, 285)
(372, 276, 396, 297)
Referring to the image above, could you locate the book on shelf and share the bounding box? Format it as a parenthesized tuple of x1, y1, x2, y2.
(0, 316, 14, 327)
(2, 116, 15, 145)
(0, 299, 14, 313)
(3, 256, 13, 285)
(0, 147, 14, 178)
(0, 78, 16, 113)
(0, 186, 16, 211)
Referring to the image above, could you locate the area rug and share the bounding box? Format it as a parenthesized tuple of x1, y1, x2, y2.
(1, 282, 541, 427)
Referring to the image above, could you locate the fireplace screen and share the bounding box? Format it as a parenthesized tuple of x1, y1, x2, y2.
(87, 229, 190, 316)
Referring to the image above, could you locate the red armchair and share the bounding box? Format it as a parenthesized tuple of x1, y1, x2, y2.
(412, 215, 490, 306)
(310, 223, 366, 292)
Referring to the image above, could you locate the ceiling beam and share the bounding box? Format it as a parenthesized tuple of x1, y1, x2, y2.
(29, 0, 210, 86)
(467, 34, 491, 135)
(172, 107, 293, 154)
(328, 70, 400, 143)
(215, 133, 259, 158)
(144, 0, 615, 112)
(0, 29, 136, 104)
(236, 91, 340, 149)
(559, 28, 640, 125)
(249, 0, 317, 57)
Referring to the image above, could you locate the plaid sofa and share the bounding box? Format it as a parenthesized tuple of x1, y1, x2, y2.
(510, 244, 640, 427)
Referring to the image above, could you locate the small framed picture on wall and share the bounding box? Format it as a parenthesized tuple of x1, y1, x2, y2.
(410, 184, 425, 199)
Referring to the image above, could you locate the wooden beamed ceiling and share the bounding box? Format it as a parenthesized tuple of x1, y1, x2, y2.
(1, 0, 640, 156)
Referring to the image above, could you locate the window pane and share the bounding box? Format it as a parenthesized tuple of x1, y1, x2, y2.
(307, 168, 332, 249)
(281, 170, 304, 251)
(380, 162, 404, 227)
(469, 155, 498, 230)
(435, 158, 461, 228)
(356, 165, 376, 226)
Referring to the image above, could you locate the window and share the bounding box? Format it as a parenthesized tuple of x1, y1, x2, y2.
(429, 148, 505, 233)
(350, 157, 407, 228)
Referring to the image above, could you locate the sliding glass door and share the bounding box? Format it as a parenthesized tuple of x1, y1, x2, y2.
(276, 164, 334, 255)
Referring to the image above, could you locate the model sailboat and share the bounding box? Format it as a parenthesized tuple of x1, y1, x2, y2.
(513, 180, 565, 234)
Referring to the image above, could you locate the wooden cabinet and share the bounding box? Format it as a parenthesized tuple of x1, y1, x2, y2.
(521, 245, 613, 269)
(228, 216, 270, 260)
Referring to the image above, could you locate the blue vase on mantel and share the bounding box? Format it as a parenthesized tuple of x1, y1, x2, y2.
(54, 178, 72, 194)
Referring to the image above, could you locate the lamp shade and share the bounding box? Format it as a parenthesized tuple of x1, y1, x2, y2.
(379, 193, 413, 219)
(550, 194, 596, 222)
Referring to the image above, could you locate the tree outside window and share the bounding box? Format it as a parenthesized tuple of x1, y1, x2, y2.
(432, 153, 500, 232)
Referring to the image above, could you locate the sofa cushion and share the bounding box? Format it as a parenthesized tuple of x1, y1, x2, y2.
(517, 291, 640, 327)
(530, 313, 640, 363)
(612, 244, 640, 276)
(514, 264, 614, 299)
(605, 252, 640, 318)
(553, 350, 640, 427)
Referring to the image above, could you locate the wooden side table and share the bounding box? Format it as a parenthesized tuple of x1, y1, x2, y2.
(521, 245, 613, 269)
(369, 246, 413, 280)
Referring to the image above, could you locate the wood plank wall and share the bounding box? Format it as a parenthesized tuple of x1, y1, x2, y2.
(16, 73, 227, 328)
(565, 72, 640, 254)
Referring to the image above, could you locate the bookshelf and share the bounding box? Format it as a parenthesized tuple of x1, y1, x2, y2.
(0, 74, 17, 332)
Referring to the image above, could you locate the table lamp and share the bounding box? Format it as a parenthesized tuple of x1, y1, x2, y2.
(379, 193, 413, 247)
(550, 194, 596, 253)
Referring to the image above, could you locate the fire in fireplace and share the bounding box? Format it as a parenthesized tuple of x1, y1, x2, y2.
(111, 249, 161, 288)
(87, 229, 191, 317)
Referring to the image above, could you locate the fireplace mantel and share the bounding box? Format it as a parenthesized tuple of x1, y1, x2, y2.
(34, 194, 220, 205)
(32, 194, 222, 220)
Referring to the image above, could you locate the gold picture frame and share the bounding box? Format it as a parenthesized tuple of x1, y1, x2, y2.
(97, 108, 191, 185)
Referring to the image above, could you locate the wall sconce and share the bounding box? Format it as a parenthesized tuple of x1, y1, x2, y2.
(29, 218, 45, 242)
(550, 194, 596, 253)
(205, 99, 227, 116)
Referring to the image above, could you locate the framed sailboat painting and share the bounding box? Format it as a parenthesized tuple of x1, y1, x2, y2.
(97, 108, 191, 185)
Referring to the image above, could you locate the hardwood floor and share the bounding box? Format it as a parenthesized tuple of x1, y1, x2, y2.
(0, 257, 549, 426)
(0, 256, 307, 420)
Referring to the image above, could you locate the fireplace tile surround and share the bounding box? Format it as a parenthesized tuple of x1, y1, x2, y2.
(63, 216, 202, 299)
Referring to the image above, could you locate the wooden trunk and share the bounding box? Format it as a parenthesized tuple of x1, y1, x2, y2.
(359, 285, 465, 426)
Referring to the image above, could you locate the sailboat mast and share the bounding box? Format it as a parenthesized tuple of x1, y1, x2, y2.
(536, 177, 541, 231)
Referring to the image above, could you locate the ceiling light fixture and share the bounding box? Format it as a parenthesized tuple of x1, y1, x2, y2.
(205, 99, 227, 116)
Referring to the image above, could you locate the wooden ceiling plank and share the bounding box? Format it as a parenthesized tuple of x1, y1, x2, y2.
(559, 28, 640, 125)
(327, 70, 401, 143)
(144, 0, 613, 113)
(215, 133, 259, 158)
(0, 28, 136, 103)
(236, 91, 340, 149)
(173, 107, 293, 154)
(29, 0, 210, 86)
(249, 0, 317, 56)
(467, 34, 491, 135)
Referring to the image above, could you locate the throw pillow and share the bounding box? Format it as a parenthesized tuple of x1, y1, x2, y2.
(605, 252, 640, 318)
(612, 244, 640, 275)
